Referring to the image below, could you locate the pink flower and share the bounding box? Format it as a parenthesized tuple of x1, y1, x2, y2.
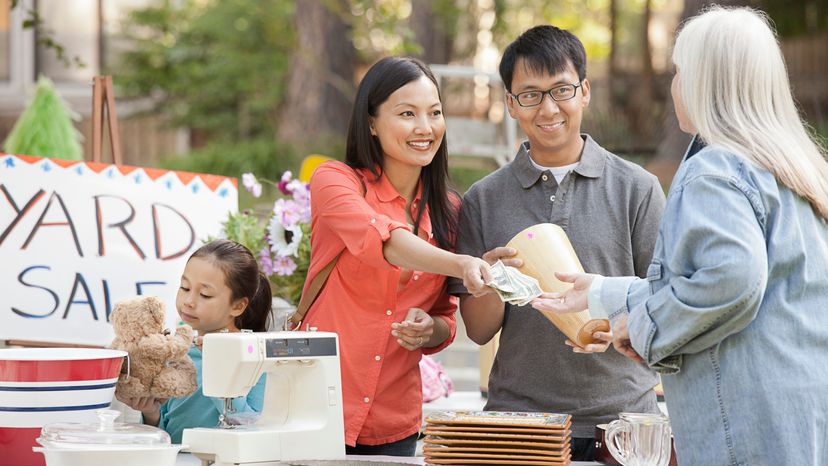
(273, 198, 307, 227)
(287, 179, 310, 203)
(278, 171, 294, 195)
(259, 247, 274, 276)
(242, 173, 256, 189)
(272, 255, 297, 276)
(241, 173, 262, 198)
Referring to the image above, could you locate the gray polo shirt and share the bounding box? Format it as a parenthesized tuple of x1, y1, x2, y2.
(449, 135, 665, 437)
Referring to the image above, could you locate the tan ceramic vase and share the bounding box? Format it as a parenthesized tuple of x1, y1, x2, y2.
(506, 223, 610, 347)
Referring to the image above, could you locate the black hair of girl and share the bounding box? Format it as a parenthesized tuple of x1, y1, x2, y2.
(345, 56, 459, 250)
(189, 239, 272, 332)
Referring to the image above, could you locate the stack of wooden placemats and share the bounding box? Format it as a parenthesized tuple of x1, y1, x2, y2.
(423, 411, 572, 465)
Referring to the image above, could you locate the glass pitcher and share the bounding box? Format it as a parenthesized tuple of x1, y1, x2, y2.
(605, 412, 672, 466)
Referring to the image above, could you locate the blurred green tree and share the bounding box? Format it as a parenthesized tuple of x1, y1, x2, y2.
(112, 0, 299, 182)
(113, 0, 466, 163)
(115, 0, 294, 144)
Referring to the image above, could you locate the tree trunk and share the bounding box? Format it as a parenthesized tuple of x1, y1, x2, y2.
(646, 0, 755, 186)
(628, 0, 655, 143)
(410, 0, 453, 65)
(275, 0, 355, 150)
(608, 0, 619, 107)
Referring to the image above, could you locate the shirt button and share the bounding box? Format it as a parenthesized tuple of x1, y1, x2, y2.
(413, 275, 420, 281)
(363, 397, 370, 403)
(549, 195, 556, 202)
(542, 174, 548, 181)
(374, 355, 381, 361)
(370, 218, 376, 224)
(386, 310, 392, 315)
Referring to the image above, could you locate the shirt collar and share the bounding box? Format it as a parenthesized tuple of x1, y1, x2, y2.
(361, 166, 431, 236)
(512, 134, 606, 189)
(682, 134, 707, 161)
(367, 168, 423, 204)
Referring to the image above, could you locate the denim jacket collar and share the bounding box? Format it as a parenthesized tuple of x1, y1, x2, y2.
(682, 134, 707, 162)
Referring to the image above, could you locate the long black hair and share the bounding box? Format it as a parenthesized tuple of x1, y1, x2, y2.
(190, 239, 272, 332)
(345, 56, 458, 250)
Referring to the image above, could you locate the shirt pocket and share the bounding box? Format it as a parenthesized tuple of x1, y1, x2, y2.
(646, 259, 664, 295)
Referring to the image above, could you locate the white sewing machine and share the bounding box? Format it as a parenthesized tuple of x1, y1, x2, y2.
(182, 331, 346, 465)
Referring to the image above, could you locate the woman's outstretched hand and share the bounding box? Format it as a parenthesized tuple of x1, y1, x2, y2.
(460, 255, 494, 297)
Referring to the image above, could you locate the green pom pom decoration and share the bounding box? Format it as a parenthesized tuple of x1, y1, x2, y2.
(3, 75, 84, 160)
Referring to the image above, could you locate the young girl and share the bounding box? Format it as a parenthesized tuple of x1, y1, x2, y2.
(303, 57, 492, 456)
(118, 239, 272, 443)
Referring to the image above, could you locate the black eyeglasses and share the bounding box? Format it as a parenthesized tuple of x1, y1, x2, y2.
(510, 82, 583, 107)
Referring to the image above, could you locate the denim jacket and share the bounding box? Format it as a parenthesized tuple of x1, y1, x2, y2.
(596, 140, 828, 466)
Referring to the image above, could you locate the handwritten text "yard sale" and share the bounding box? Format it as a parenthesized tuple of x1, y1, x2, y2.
(1, 184, 195, 321)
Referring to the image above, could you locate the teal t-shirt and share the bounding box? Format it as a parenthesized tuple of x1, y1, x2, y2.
(158, 346, 265, 443)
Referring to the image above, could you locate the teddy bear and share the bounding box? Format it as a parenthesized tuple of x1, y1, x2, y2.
(110, 295, 198, 400)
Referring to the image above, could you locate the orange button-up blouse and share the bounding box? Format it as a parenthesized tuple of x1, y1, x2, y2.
(303, 161, 458, 447)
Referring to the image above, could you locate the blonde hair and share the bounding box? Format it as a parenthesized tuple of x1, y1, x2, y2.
(673, 6, 828, 220)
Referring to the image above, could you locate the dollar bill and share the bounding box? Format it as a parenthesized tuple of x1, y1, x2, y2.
(486, 260, 543, 306)
(488, 260, 517, 293)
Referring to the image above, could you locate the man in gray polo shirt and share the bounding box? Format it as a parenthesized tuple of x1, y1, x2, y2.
(448, 25, 665, 461)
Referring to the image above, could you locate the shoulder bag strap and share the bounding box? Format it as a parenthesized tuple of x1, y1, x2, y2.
(285, 170, 366, 330)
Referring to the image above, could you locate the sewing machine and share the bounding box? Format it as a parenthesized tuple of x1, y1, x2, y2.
(182, 331, 346, 465)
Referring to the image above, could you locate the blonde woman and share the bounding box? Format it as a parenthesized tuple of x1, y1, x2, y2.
(532, 7, 828, 466)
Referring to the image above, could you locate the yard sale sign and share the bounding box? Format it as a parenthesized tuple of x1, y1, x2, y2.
(0, 153, 237, 346)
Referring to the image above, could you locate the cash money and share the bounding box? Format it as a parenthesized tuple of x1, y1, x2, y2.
(487, 260, 543, 306)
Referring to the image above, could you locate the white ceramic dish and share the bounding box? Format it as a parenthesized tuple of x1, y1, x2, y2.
(33, 444, 186, 466)
(33, 409, 185, 466)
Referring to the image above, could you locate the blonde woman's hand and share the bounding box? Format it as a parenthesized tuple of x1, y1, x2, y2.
(611, 313, 643, 363)
(530, 272, 596, 314)
(391, 308, 434, 351)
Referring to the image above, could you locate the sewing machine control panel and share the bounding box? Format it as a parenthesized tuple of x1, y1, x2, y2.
(265, 336, 337, 358)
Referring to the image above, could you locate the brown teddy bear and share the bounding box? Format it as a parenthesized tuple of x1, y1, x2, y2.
(110, 295, 197, 400)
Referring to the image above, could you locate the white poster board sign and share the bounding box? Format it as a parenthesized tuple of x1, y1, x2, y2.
(0, 153, 237, 346)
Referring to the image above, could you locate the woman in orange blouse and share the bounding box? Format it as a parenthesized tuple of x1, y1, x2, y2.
(303, 57, 492, 456)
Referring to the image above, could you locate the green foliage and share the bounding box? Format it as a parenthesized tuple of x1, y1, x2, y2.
(449, 165, 493, 194)
(340, 0, 462, 59)
(492, 0, 612, 60)
(3, 76, 84, 160)
(349, 0, 420, 56)
(218, 210, 267, 256)
(114, 0, 295, 141)
(12, 2, 86, 68)
(764, 0, 828, 37)
(158, 137, 300, 182)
